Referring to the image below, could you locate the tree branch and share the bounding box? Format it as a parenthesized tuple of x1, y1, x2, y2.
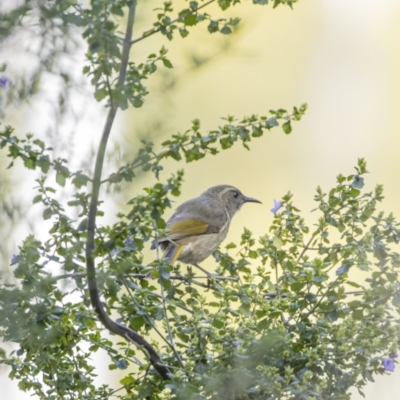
(130, 0, 216, 46)
(85, 0, 170, 380)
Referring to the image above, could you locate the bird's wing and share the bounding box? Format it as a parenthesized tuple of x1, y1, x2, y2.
(150, 218, 217, 250)
(150, 197, 227, 250)
(166, 197, 228, 241)
(166, 218, 219, 240)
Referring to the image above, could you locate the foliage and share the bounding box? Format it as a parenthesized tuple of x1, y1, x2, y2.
(0, 1, 399, 400)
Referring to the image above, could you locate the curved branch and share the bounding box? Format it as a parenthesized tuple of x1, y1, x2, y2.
(85, 0, 170, 380)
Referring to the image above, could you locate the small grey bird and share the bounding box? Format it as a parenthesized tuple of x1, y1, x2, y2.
(151, 185, 261, 266)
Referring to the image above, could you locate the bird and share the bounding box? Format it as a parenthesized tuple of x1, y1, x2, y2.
(151, 185, 261, 273)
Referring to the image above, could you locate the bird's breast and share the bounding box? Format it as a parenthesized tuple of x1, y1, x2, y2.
(177, 230, 229, 264)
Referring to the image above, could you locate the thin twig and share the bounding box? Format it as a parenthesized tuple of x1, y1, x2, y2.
(100, 109, 302, 185)
(314, 292, 396, 315)
(297, 277, 341, 324)
(52, 272, 234, 282)
(121, 277, 184, 368)
(296, 203, 352, 263)
(264, 292, 290, 299)
(159, 285, 183, 367)
(296, 232, 318, 263)
(155, 234, 185, 368)
(130, 0, 216, 46)
(150, 291, 193, 315)
(154, 240, 184, 369)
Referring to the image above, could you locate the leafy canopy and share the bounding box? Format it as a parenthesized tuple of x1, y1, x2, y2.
(0, 1, 399, 400)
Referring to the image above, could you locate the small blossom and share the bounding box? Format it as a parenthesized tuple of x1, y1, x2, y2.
(0, 76, 11, 89)
(10, 254, 19, 265)
(222, 341, 239, 349)
(353, 174, 360, 180)
(383, 357, 396, 372)
(390, 352, 398, 359)
(124, 237, 134, 247)
(270, 199, 283, 214)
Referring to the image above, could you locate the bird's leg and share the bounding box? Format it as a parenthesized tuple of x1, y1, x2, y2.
(192, 263, 209, 276)
(192, 263, 213, 287)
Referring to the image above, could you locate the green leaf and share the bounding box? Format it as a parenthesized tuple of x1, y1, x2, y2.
(282, 120, 292, 134)
(352, 309, 363, 320)
(189, 2, 199, 11)
(77, 218, 88, 231)
(336, 264, 350, 276)
(160, 267, 170, 280)
(43, 208, 53, 220)
(183, 13, 197, 26)
(115, 359, 128, 370)
(228, 17, 241, 26)
(33, 195, 42, 204)
(392, 292, 400, 307)
(350, 187, 360, 198)
(120, 375, 135, 386)
(94, 88, 108, 102)
(218, 0, 232, 10)
(132, 97, 143, 108)
(351, 176, 364, 189)
(213, 319, 224, 329)
(37, 155, 50, 173)
(257, 318, 270, 332)
(266, 118, 278, 128)
(220, 25, 232, 35)
(291, 282, 306, 292)
(208, 20, 219, 33)
(161, 58, 173, 68)
(327, 309, 338, 322)
(89, 41, 101, 54)
(179, 27, 189, 38)
(72, 172, 90, 188)
(56, 170, 66, 186)
(252, 125, 263, 137)
(111, 6, 124, 16)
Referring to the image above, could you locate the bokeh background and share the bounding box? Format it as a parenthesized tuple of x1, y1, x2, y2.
(1, 0, 400, 398)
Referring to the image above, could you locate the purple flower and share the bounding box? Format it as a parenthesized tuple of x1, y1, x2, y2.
(124, 237, 134, 247)
(383, 357, 396, 372)
(390, 352, 398, 359)
(10, 254, 19, 265)
(222, 341, 239, 349)
(0, 76, 11, 89)
(270, 199, 283, 214)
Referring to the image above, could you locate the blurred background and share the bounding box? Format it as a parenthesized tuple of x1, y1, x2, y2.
(1, 0, 399, 398)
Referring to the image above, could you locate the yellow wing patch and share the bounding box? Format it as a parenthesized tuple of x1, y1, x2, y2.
(167, 219, 209, 239)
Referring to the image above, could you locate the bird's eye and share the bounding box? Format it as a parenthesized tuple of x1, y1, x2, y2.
(232, 191, 239, 198)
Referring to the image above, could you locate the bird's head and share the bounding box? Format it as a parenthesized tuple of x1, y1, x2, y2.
(203, 185, 261, 217)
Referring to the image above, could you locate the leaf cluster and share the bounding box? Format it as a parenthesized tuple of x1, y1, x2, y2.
(1, 1, 399, 400)
(2, 119, 400, 400)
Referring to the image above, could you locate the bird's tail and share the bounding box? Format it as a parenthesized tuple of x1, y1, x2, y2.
(163, 243, 184, 265)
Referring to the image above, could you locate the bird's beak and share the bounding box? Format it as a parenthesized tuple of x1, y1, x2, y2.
(244, 196, 262, 204)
